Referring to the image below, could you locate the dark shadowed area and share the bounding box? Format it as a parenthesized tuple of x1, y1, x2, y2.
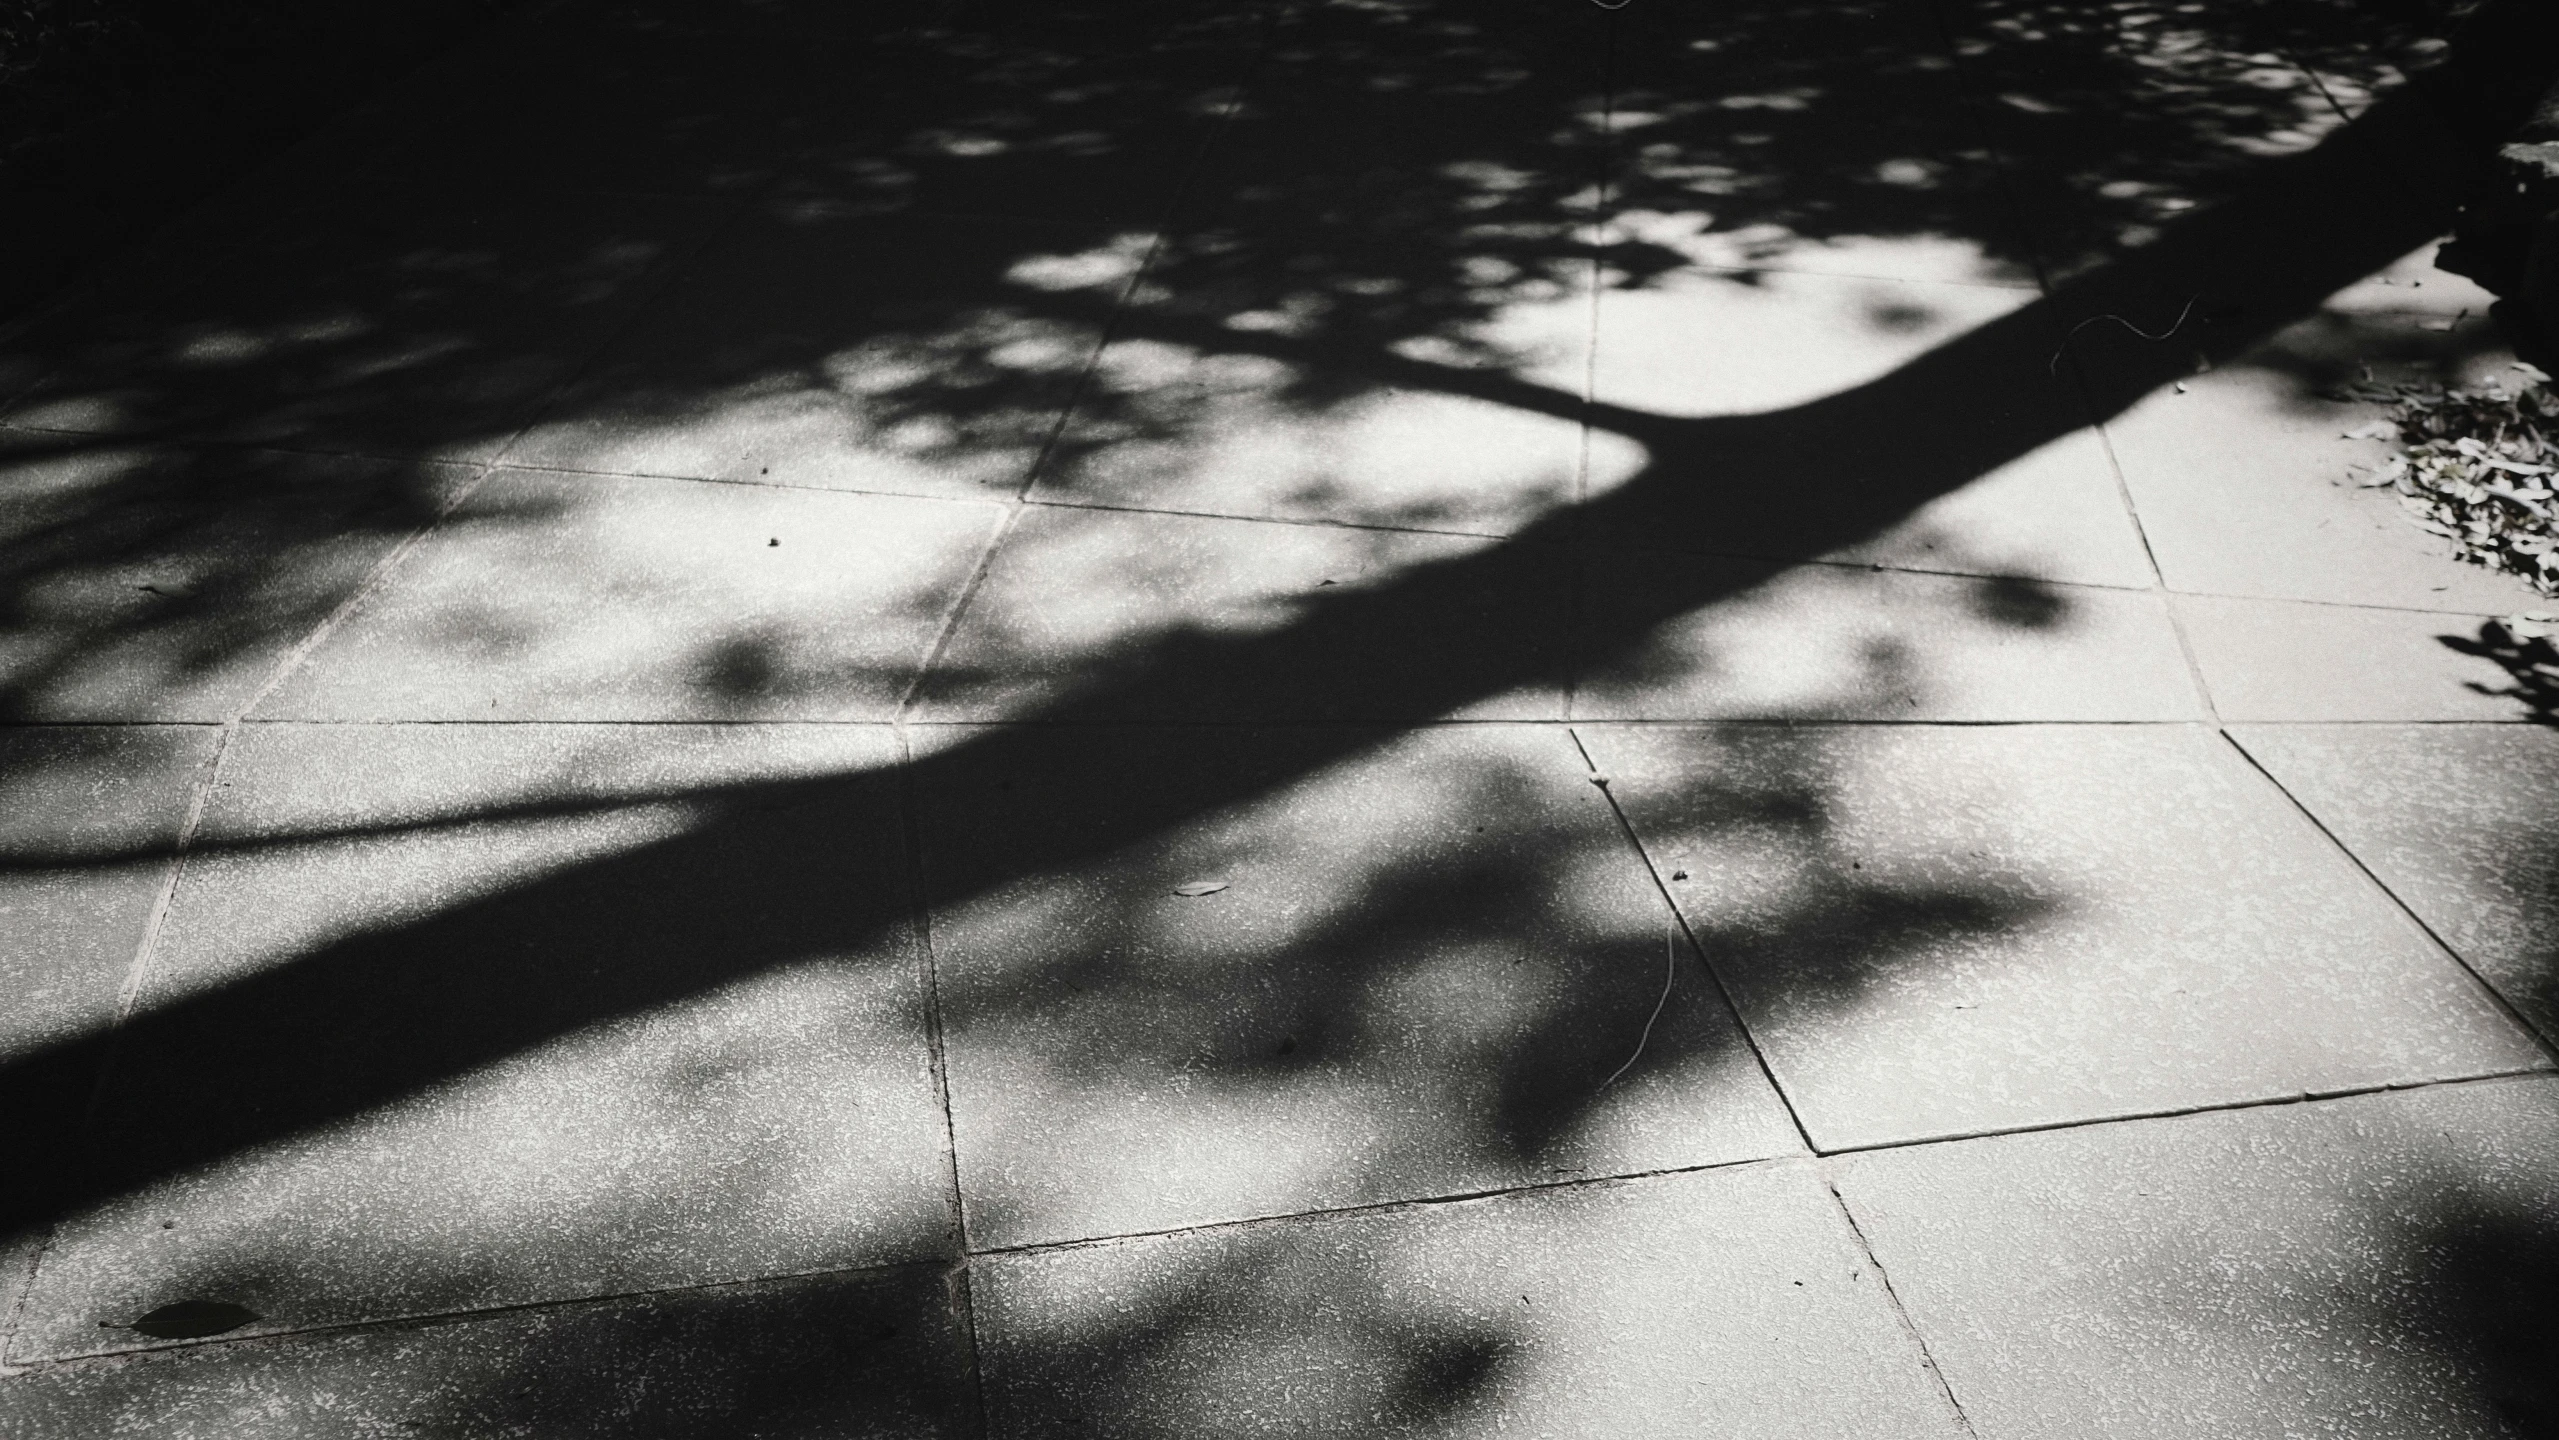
(1, 0, 2555, 1434)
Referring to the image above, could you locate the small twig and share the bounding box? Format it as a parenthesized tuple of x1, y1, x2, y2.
(2047, 294, 2202, 375)
(1598, 918, 1676, 1091)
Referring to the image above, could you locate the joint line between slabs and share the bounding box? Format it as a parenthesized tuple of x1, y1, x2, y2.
(961, 1148, 1814, 1262)
(1821, 1170, 1981, 1437)
(1564, 0, 1624, 722)
(2096, 428, 2226, 726)
(1565, 724, 1818, 1155)
(1005, 0, 1265, 511)
(32, 1078, 2548, 1366)
(10, 1253, 965, 1374)
(897, 504, 1024, 722)
(900, 0, 1278, 726)
(14, 439, 530, 1358)
(485, 156, 802, 473)
(2216, 728, 2559, 1058)
(949, 1071, 2555, 1263)
(885, 726, 990, 1440)
(0, 2, 672, 1344)
(899, 25, 1288, 1428)
(1815, 1066, 2557, 1160)
(891, 728, 971, 1247)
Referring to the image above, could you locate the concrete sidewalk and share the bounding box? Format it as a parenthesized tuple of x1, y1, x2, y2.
(3, 0, 2555, 1434)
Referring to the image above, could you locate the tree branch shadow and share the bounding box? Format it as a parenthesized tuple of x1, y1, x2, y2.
(0, 0, 2526, 1431)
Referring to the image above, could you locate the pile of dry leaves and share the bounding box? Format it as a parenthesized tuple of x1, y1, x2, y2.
(2344, 362, 2559, 620)
(2337, 363, 2559, 713)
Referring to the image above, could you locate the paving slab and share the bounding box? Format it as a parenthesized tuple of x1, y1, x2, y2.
(1576, 413, 2153, 589)
(0, 440, 473, 722)
(1008, 1, 1606, 535)
(1571, 559, 2199, 721)
(1583, 267, 2147, 586)
(0, 727, 218, 1066)
(2097, 250, 2535, 613)
(0, 1264, 969, 1439)
(0, 726, 219, 1297)
(0, 190, 730, 464)
(2175, 593, 2546, 722)
(1835, 1077, 2559, 1440)
(976, 1159, 1957, 1439)
(1029, 243, 1591, 537)
(2233, 724, 2559, 1042)
(12, 724, 949, 1359)
(253, 470, 997, 721)
(1578, 723, 2545, 1150)
(911, 506, 1570, 723)
(1025, 308, 1595, 537)
(1814, 423, 2159, 588)
(6, 0, 2555, 1425)
(1604, 0, 2040, 289)
(917, 724, 1801, 1250)
(1592, 267, 2035, 424)
(1939, 1, 2393, 283)
(506, 210, 1116, 499)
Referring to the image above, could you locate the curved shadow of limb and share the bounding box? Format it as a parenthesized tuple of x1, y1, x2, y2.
(0, 76, 2476, 1242)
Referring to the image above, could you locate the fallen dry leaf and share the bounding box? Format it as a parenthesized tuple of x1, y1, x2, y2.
(2346, 368, 2559, 598)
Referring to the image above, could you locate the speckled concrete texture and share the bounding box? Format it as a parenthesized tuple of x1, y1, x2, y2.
(506, 211, 1116, 499)
(2095, 255, 2540, 616)
(1570, 561, 2201, 721)
(1016, 0, 1603, 538)
(2174, 593, 2547, 722)
(910, 506, 1572, 723)
(1835, 1077, 2559, 1440)
(0, 727, 220, 1337)
(6, 0, 2558, 1429)
(0, 1264, 972, 1438)
(1028, 327, 1595, 536)
(1579, 723, 2546, 1150)
(253, 471, 1000, 721)
(0, 729, 218, 1065)
(977, 1160, 1959, 1439)
(0, 441, 478, 722)
(9, 723, 952, 1360)
(2232, 725, 2559, 1041)
(918, 725, 1801, 1249)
